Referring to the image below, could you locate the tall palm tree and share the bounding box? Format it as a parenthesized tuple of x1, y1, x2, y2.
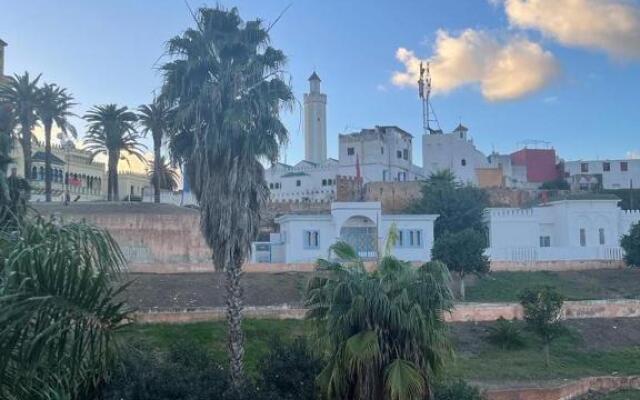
(0, 216, 131, 399)
(138, 100, 171, 203)
(0, 72, 41, 180)
(148, 155, 179, 192)
(83, 104, 144, 201)
(161, 6, 293, 387)
(35, 83, 77, 202)
(306, 242, 454, 400)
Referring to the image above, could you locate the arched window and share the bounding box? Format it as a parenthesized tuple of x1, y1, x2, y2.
(31, 166, 38, 180)
(38, 167, 44, 180)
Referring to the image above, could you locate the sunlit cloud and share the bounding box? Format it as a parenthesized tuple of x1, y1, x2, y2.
(392, 29, 559, 101)
(501, 0, 640, 60)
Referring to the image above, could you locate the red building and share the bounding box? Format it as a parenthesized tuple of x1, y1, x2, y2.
(510, 148, 559, 183)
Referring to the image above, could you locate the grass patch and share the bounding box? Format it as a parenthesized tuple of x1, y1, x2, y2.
(123, 319, 640, 382)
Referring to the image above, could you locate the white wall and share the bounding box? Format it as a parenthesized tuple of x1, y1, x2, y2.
(380, 215, 436, 262)
(565, 159, 640, 189)
(422, 130, 488, 184)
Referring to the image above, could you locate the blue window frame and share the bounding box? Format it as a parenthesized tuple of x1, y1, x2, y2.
(395, 229, 423, 248)
(304, 230, 320, 249)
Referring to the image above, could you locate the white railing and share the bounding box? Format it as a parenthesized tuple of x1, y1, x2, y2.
(487, 246, 624, 262)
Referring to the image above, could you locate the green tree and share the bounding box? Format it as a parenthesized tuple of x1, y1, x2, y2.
(0, 217, 132, 399)
(138, 100, 172, 203)
(161, 6, 293, 387)
(306, 242, 454, 400)
(35, 83, 77, 202)
(621, 222, 640, 267)
(0, 72, 41, 180)
(0, 101, 28, 227)
(540, 178, 570, 191)
(431, 228, 490, 300)
(413, 169, 489, 238)
(519, 286, 565, 367)
(83, 104, 145, 201)
(148, 155, 179, 192)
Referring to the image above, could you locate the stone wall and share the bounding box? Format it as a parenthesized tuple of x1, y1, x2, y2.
(485, 375, 640, 400)
(134, 299, 640, 324)
(490, 259, 624, 271)
(364, 181, 423, 213)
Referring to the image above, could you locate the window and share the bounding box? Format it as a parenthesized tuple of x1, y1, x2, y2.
(461, 159, 467, 166)
(396, 230, 423, 248)
(603, 162, 610, 172)
(599, 228, 605, 245)
(580, 228, 586, 247)
(328, 179, 333, 185)
(396, 150, 402, 159)
(303, 230, 319, 249)
(269, 183, 274, 189)
(274, 182, 280, 189)
(403, 149, 409, 160)
(581, 163, 589, 173)
(347, 147, 355, 156)
(381, 147, 384, 155)
(322, 179, 327, 186)
(296, 180, 301, 187)
(539, 236, 551, 247)
(383, 170, 388, 181)
(621, 161, 628, 172)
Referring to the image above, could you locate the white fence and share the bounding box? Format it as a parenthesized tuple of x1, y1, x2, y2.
(487, 246, 624, 262)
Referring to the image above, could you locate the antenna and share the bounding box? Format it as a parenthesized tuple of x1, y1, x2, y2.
(418, 62, 441, 135)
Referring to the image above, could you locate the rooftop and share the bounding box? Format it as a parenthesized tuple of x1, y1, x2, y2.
(308, 71, 321, 81)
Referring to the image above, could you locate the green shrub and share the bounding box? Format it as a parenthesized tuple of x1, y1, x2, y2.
(434, 380, 485, 400)
(621, 222, 640, 267)
(519, 286, 565, 367)
(486, 317, 525, 350)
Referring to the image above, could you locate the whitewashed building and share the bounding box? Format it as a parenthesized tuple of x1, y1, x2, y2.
(486, 195, 640, 262)
(565, 159, 640, 190)
(251, 201, 437, 263)
(422, 124, 490, 185)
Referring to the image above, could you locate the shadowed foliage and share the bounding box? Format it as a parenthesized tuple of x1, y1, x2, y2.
(0, 216, 132, 399)
(138, 100, 172, 203)
(161, 6, 293, 387)
(148, 155, 179, 192)
(306, 242, 454, 400)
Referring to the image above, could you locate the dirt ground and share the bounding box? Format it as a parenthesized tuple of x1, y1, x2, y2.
(124, 272, 310, 311)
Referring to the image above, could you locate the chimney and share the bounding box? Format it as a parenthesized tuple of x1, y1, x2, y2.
(0, 39, 6, 77)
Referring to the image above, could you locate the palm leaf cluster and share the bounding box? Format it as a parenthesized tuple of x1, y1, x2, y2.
(160, 6, 293, 385)
(306, 242, 454, 400)
(83, 104, 146, 201)
(148, 155, 179, 191)
(0, 217, 132, 399)
(138, 100, 173, 202)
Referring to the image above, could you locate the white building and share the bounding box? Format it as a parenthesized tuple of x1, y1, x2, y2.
(422, 124, 490, 184)
(565, 159, 639, 190)
(486, 195, 640, 262)
(251, 201, 437, 263)
(265, 72, 424, 203)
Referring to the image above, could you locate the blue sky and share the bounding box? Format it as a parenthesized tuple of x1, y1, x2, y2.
(1, 0, 639, 166)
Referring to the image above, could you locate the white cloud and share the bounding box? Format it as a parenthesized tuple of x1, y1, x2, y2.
(543, 95, 559, 104)
(502, 0, 640, 60)
(392, 29, 559, 101)
(376, 84, 388, 92)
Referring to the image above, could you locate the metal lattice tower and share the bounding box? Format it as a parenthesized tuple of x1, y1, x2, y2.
(418, 62, 441, 134)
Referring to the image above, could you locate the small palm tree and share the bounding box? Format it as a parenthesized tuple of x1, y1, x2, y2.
(0, 216, 131, 399)
(0, 72, 41, 180)
(161, 6, 293, 387)
(138, 100, 172, 203)
(35, 83, 77, 202)
(148, 155, 179, 192)
(83, 104, 145, 201)
(306, 242, 454, 400)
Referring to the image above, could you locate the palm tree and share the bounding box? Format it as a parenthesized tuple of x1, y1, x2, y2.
(35, 83, 77, 202)
(148, 155, 179, 192)
(161, 6, 293, 387)
(306, 242, 454, 400)
(0, 72, 41, 180)
(0, 216, 131, 399)
(83, 104, 144, 201)
(138, 100, 171, 203)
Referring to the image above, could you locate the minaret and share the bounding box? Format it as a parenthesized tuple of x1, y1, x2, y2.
(0, 39, 7, 78)
(304, 71, 327, 164)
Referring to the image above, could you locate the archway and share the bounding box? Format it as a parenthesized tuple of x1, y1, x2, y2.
(340, 216, 378, 259)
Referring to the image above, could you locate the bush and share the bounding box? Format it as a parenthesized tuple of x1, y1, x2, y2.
(486, 317, 525, 350)
(434, 380, 485, 400)
(519, 286, 565, 367)
(621, 222, 640, 267)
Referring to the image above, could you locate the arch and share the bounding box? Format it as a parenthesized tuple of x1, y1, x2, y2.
(339, 215, 378, 259)
(31, 166, 38, 180)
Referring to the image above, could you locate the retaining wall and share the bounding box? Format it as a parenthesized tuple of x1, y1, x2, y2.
(485, 375, 640, 400)
(134, 299, 640, 324)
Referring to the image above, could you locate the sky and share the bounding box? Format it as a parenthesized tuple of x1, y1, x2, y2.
(1, 0, 639, 168)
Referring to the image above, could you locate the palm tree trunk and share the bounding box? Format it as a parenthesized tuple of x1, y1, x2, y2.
(544, 342, 550, 367)
(153, 140, 161, 203)
(459, 271, 466, 301)
(108, 154, 117, 201)
(44, 122, 52, 202)
(21, 127, 31, 182)
(226, 257, 245, 388)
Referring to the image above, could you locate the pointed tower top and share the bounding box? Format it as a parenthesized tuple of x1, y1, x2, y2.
(308, 71, 321, 82)
(0, 39, 7, 47)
